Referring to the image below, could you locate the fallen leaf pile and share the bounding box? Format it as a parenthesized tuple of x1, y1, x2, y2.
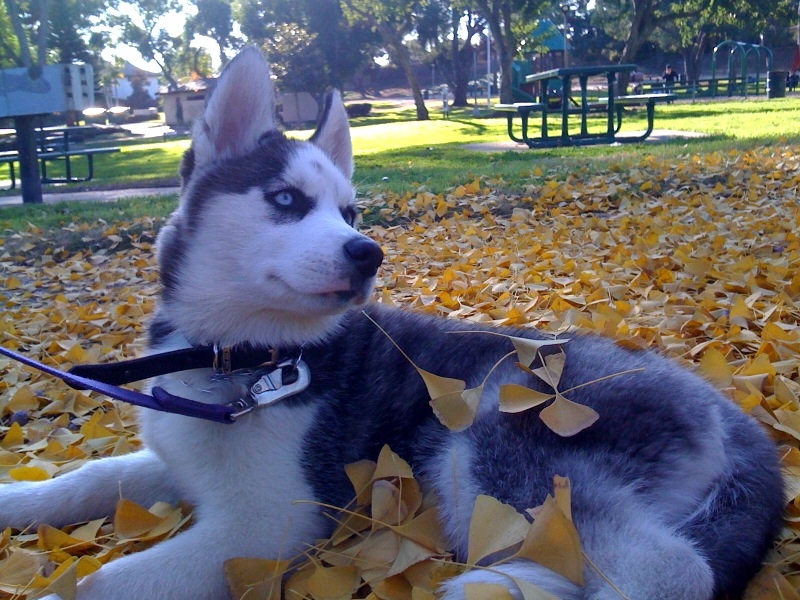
(0, 144, 799, 598)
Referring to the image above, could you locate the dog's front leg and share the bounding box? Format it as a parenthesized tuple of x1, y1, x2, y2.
(43, 516, 268, 600)
(0, 449, 178, 529)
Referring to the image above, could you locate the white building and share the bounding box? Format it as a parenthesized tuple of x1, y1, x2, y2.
(109, 61, 160, 105)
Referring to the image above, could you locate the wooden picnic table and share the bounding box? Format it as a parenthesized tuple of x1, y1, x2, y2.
(495, 64, 675, 148)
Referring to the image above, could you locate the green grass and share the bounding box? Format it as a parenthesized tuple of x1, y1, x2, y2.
(2, 95, 800, 229)
(0, 195, 178, 233)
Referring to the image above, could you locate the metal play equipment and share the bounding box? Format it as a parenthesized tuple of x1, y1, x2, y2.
(710, 41, 776, 98)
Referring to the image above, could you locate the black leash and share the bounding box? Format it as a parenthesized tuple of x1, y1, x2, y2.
(0, 344, 308, 424)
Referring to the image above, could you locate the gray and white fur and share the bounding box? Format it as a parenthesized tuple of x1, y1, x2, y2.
(0, 47, 783, 600)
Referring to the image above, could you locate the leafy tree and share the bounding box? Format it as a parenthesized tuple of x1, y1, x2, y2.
(555, 0, 612, 64)
(471, 0, 549, 103)
(341, 0, 430, 120)
(261, 23, 329, 93)
(48, 0, 107, 63)
(1, 0, 49, 68)
(185, 0, 239, 67)
(0, 0, 107, 203)
(174, 41, 215, 79)
(110, 0, 184, 90)
(417, 1, 486, 107)
(593, 0, 795, 90)
(668, 0, 795, 82)
(236, 0, 375, 96)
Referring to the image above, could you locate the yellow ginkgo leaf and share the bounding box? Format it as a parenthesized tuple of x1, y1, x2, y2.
(7, 385, 39, 413)
(464, 582, 515, 600)
(466, 495, 529, 566)
(416, 367, 466, 400)
(37, 524, 98, 554)
(371, 479, 409, 528)
(698, 347, 733, 389)
(430, 391, 477, 431)
(224, 557, 290, 600)
(531, 353, 566, 390)
(509, 337, 569, 368)
(345, 459, 377, 505)
(395, 508, 448, 552)
(9, 465, 51, 482)
(1, 422, 24, 450)
(499, 384, 554, 413)
(515, 495, 584, 586)
(539, 394, 599, 437)
(552, 476, 573, 522)
(113, 499, 165, 539)
(307, 564, 360, 600)
(738, 565, 800, 600)
(373, 445, 415, 481)
(387, 537, 438, 578)
(42, 557, 79, 600)
(0, 549, 38, 592)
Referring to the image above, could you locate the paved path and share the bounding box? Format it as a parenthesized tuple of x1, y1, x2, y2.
(0, 186, 180, 207)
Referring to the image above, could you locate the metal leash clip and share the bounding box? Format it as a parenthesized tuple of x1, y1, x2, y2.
(226, 358, 310, 421)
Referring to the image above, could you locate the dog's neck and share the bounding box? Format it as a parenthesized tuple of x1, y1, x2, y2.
(147, 305, 347, 356)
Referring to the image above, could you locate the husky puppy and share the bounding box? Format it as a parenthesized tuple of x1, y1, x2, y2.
(0, 47, 783, 600)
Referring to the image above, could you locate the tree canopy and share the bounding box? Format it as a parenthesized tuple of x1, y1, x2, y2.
(1, 0, 797, 114)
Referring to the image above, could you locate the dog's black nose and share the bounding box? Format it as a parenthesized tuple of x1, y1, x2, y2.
(344, 237, 384, 277)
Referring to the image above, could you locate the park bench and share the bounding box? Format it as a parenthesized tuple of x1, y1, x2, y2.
(598, 93, 677, 142)
(497, 65, 679, 148)
(495, 99, 615, 142)
(494, 103, 545, 144)
(0, 147, 121, 190)
(495, 91, 675, 147)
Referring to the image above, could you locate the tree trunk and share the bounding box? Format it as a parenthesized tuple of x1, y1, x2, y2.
(14, 115, 43, 205)
(449, 9, 482, 107)
(685, 31, 708, 83)
(618, 0, 658, 92)
(379, 24, 429, 121)
(451, 43, 474, 107)
(476, 2, 515, 104)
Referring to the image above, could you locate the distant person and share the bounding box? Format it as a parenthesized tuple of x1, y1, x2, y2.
(788, 71, 799, 92)
(662, 64, 679, 93)
(629, 69, 643, 94)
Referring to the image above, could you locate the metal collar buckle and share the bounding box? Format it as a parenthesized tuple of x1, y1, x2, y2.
(212, 345, 279, 375)
(226, 358, 310, 420)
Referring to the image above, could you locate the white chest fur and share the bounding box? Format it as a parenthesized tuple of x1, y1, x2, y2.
(138, 363, 325, 560)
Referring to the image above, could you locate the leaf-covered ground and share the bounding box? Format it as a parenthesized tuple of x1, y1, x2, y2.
(0, 146, 799, 599)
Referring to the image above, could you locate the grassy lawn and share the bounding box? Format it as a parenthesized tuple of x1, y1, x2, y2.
(1, 94, 800, 228)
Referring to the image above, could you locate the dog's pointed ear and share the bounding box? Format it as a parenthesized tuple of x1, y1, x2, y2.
(191, 46, 276, 168)
(310, 90, 353, 179)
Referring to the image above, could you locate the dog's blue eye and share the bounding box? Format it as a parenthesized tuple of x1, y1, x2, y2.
(342, 206, 357, 227)
(273, 191, 295, 207)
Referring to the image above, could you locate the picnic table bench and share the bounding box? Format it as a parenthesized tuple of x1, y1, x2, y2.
(0, 124, 120, 190)
(0, 146, 120, 190)
(495, 65, 676, 148)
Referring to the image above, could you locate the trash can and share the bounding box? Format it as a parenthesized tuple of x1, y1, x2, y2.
(768, 71, 787, 98)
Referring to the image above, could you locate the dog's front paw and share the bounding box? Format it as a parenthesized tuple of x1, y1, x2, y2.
(438, 562, 581, 600)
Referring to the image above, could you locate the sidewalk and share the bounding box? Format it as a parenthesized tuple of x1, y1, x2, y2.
(0, 186, 180, 207)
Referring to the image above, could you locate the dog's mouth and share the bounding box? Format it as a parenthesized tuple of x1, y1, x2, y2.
(315, 275, 374, 306)
(322, 289, 366, 305)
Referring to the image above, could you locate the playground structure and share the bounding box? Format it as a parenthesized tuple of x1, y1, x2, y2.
(710, 41, 781, 98)
(510, 40, 788, 103)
